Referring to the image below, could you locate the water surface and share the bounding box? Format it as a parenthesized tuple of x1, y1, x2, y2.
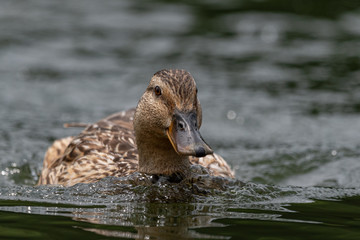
(1, 0, 360, 239)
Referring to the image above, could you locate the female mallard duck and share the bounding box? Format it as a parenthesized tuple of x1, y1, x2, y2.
(38, 69, 234, 186)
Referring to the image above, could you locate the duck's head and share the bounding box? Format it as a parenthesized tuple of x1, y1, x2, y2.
(134, 69, 213, 176)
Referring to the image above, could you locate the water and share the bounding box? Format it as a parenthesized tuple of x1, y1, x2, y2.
(1, 0, 360, 239)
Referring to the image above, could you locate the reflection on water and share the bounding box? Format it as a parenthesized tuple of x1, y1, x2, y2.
(1, 176, 360, 239)
(1, 0, 360, 239)
(1, 180, 360, 239)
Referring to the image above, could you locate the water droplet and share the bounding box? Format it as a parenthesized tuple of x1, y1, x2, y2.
(331, 150, 337, 156)
(227, 110, 236, 120)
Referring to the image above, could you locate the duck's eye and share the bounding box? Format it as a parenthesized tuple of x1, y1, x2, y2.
(154, 86, 162, 96)
(196, 88, 198, 94)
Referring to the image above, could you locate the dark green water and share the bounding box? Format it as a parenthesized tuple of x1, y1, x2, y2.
(1, 0, 360, 239)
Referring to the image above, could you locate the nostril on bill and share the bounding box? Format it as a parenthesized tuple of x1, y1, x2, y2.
(178, 121, 185, 130)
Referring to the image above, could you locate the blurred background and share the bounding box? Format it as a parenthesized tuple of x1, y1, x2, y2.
(1, 0, 360, 188)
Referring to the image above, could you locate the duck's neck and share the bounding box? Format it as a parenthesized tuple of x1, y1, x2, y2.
(136, 136, 191, 177)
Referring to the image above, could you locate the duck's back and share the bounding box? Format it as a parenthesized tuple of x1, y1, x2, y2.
(37, 109, 138, 186)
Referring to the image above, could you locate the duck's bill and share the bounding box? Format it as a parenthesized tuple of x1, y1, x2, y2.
(166, 111, 213, 157)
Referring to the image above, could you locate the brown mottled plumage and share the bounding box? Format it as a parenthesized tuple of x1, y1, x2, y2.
(38, 69, 234, 186)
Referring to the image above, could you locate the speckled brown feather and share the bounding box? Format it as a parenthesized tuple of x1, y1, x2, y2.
(38, 70, 235, 186)
(42, 136, 74, 170)
(38, 109, 138, 186)
(189, 154, 234, 178)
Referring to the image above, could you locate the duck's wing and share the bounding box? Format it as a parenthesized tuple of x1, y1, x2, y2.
(189, 153, 235, 178)
(38, 109, 138, 186)
(41, 136, 74, 171)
